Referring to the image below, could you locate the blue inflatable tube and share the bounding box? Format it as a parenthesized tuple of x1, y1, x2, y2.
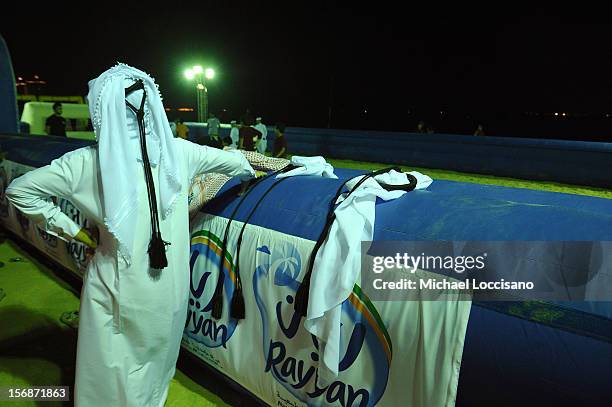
(204, 168, 612, 406)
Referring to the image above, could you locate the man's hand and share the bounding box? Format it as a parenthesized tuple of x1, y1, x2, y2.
(74, 228, 97, 249)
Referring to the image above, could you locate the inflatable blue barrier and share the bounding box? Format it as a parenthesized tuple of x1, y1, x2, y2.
(275, 126, 612, 189)
(0, 134, 93, 167)
(1, 134, 612, 405)
(204, 169, 612, 406)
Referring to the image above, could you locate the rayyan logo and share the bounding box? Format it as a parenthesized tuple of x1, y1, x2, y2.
(254, 242, 392, 407)
(186, 230, 239, 348)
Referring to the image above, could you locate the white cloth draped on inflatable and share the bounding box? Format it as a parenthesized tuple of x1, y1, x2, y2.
(303, 170, 435, 383)
(6, 63, 255, 407)
(276, 156, 338, 179)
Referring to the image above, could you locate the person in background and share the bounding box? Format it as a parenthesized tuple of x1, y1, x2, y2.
(175, 118, 189, 139)
(239, 116, 261, 151)
(45, 102, 67, 137)
(416, 120, 426, 134)
(273, 122, 288, 158)
(229, 120, 240, 148)
(207, 112, 221, 144)
(254, 116, 268, 154)
(474, 124, 486, 136)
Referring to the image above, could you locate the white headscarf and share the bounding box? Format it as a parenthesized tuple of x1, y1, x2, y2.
(87, 63, 182, 265)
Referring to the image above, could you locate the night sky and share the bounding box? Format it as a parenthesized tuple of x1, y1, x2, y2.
(2, 3, 612, 140)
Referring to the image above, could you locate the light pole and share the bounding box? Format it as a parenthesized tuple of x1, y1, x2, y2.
(184, 65, 215, 122)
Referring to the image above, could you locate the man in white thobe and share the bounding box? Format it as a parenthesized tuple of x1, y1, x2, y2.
(229, 120, 239, 148)
(206, 112, 221, 144)
(254, 116, 268, 154)
(6, 64, 255, 407)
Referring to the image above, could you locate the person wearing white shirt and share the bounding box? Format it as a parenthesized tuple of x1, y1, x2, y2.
(254, 116, 268, 154)
(229, 120, 240, 148)
(206, 112, 221, 144)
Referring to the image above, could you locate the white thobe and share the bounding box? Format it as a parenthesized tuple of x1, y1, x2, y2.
(5, 139, 255, 407)
(254, 123, 267, 154)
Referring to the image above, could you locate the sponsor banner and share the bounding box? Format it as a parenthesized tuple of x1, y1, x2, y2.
(184, 213, 471, 407)
(0, 159, 94, 276)
(362, 240, 612, 301)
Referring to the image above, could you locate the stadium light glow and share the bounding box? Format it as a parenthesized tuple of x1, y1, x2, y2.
(184, 68, 195, 80)
(183, 64, 217, 122)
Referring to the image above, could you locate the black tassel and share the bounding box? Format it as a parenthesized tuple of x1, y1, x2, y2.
(211, 296, 223, 320)
(126, 87, 172, 273)
(148, 235, 169, 269)
(211, 275, 224, 320)
(293, 278, 310, 317)
(230, 287, 245, 320)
